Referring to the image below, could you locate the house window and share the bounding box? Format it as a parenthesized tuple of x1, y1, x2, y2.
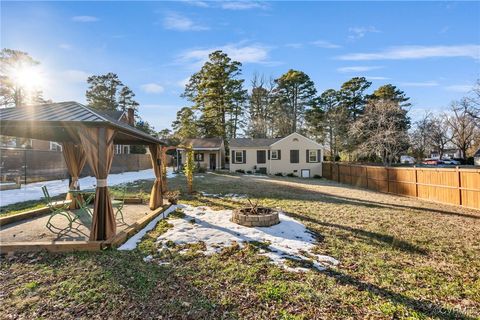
(194, 152, 204, 162)
(257, 150, 266, 164)
(309, 150, 318, 163)
(271, 150, 279, 160)
(50, 142, 62, 152)
(234, 150, 243, 163)
(290, 150, 299, 163)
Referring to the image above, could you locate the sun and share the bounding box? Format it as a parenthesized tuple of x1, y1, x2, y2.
(10, 64, 44, 91)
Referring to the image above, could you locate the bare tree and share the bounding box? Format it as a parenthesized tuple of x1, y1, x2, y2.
(410, 112, 433, 160)
(446, 99, 479, 159)
(428, 114, 451, 160)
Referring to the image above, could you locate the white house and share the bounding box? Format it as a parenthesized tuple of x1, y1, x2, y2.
(229, 132, 323, 178)
(177, 138, 225, 171)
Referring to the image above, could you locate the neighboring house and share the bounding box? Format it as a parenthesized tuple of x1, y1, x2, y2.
(229, 132, 323, 178)
(430, 148, 463, 160)
(177, 138, 225, 171)
(474, 148, 480, 166)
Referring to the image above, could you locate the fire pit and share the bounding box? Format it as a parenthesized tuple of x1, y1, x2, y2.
(231, 206, 280, 227)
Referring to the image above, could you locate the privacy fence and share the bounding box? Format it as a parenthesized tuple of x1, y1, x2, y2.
(322, 162, 480, 210)
(0, 148, 152, 184)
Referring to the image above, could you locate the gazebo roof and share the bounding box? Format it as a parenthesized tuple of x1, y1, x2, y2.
(0, 101, 163, 145)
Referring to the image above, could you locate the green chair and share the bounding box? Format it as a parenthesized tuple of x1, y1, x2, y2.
(42, 185, 75, 233)
(112, 188, 126, 223)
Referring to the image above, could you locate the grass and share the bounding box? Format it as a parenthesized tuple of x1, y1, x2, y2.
(1, 171, 479, 319)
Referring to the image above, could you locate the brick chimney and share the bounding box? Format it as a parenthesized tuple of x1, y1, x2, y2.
(127, 108, 135, 126)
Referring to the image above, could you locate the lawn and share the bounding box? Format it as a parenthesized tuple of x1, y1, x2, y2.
(1, 172, 479, 319)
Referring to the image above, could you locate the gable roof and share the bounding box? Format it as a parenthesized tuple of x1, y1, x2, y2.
(182, 138, 223, 150)
(229, 138, 281, 148)
(0, 101, 163, 145)
(100, 110, 125, 121)
(270, 132, 322, 148)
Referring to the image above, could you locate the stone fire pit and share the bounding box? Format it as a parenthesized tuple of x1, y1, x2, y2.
(231, 206, 280, 227)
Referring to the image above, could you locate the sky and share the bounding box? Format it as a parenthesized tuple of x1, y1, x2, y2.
(1, 1, 479, 132)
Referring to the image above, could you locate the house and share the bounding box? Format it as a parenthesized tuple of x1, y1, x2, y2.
(177, 138, 225, 171)
(430, 148, 463, 160)
(474, 148, 480, 166)
(229, 132, 323, 178)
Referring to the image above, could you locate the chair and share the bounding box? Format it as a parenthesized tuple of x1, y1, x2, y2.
(42, 185, 75, 233)
(112, 188, 126, 223)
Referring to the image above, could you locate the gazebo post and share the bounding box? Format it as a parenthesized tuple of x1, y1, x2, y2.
(148, 144, 163, 210)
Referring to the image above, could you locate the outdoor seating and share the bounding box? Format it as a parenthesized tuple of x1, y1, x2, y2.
(41, 185, 76, 233)
(69, 189, 96, 217)
(112, 188, 126, 223)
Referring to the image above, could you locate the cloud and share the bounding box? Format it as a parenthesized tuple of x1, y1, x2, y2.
(338, 45, 480, 60)
(177, 77, 190, 88)
(348, 26, 380, 39)
(337, 66, 383, 73)
(181, 0, 210, 7)
(59, 43, 72, 50)
(62, 70, 90, 83)
(141, 83, 165, 94)
(220, 1, 268, 10)
(367, 76, 390, 80)
(399, 81, 439, 87)
(285, 43, 303, 49)
(72, 16, 99, 22)
(163, 13, 209, 31)
(310, 40, 341, 49)
(445, 84, 473, 93)
(178, 43, 271, 66)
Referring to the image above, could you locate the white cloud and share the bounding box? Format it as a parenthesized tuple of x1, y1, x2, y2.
(72, 16, 99, 22)
(178, 43, 270, 66)
(221, 1, 268, 10)
(141, 83, 165, 94)
(163, 13, 208, 31)
(177, 77, 190, 88)
(338, 45, 480, 60)
(310, 40, 341, 49)
(62, 70, 90, 83)
(445, 84, 473, 93)
(367, 76, 390, 80)
(182, 0, 210, 7)
(348, 26, 380, 39)
(58, 43, 72, 50)
(337, 66, 383, 73)
(285, 43, 303, 49)
(400, 81, 439, 87)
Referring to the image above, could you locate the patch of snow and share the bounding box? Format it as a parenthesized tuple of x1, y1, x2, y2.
(156, 204, 339, 272)
(243, 174, 271, 179)
(118, 205, 178, 251)
(0, 168, 177, 207)
(200, 192, 247, 201)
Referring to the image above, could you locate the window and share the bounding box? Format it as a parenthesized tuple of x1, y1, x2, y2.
(50, 142, 62, 152)
(234, 150, 243, 163)
(257, 150, 266, 164)
(309, 150, 318, 162)
(271, 150, 279, 160)
(290, 150, 299, 163)
(194, 152, 204, 162)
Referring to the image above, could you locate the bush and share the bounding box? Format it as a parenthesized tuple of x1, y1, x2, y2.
(235, 169, 245, 174)
(196, 166, 206, 173)
(286, 173, 296, 177)
(313, 174, 322, 179)
(246, 170, 253, 174)
(274, 172, 284, 176)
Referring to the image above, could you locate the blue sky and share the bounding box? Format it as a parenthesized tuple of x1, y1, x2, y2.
(2, 1, 479, 131)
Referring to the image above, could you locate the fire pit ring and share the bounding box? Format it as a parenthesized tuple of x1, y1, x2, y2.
(231, 207, 280, 227)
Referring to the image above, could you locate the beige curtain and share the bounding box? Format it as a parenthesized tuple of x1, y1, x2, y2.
(62, 142, 87, 209)
(149, 144, 163, 210)
(79, 127, 116, 241)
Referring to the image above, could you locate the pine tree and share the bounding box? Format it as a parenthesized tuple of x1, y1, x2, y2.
(86, 72, 124, 111)
(338, 77, 371, 121)
(172, 107, 199, 140)
(118, 86, 139, 113)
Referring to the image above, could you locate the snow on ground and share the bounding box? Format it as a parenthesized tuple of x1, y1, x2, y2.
(0, 168, 177, 207)
(154, 204, 338, 272)
(199, 192, 247, 201)
(118, 205, 178, 251)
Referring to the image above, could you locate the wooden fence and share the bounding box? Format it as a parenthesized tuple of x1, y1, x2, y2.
(322, 162, 480, 210)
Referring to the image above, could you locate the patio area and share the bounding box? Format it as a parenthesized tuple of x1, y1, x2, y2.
(0, 204, 152, 242)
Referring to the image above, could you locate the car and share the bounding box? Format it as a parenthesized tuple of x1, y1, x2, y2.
(442, 159, 461, 165)
(422, 159, 443, 165)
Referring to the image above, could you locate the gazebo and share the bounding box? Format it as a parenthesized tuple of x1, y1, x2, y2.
(0, 101, 165, 241)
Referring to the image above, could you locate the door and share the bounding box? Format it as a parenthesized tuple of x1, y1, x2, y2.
(301, 169, 310, 178)
(209, 153, 217, 170)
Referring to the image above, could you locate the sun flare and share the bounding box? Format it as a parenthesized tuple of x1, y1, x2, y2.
(10, 64, 44, 90)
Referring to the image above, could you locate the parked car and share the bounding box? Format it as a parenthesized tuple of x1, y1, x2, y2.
(422, 159, 443, 165)
(442, 159, 461, 165)
(400, 155, 416, 164)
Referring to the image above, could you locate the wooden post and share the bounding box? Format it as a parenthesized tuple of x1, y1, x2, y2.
(386, 167, 390, 193)
(337, 163, 340, 182)
(414, 165, 418, 198)
(457, 166, 462, 206)
(365, 166, 368, 189)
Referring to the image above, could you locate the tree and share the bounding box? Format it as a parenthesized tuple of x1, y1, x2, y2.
(183, 145, 195, 194)
(0, 49, 47, 107)
(338, 77, 371, 121)
(428, 114, 451, 160)
(182, 50, 247, 140)
(446, 99, 479, 159)
(118, 86, 139, 113)
(273, 69, 317, 133)
(410, 113, 433, 160)
(158, 128, 172, 140)
(247, 74, 275, 138)
(351, 100, 410, 166)
(130, 118, 156, 154)
(466, 79, 480, 124)
(172, 107, 199, 140)
(368, 84, 411, 108)
(86, 72, 124, 111)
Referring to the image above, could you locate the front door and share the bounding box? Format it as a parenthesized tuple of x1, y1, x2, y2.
(209, 153, 216, 170)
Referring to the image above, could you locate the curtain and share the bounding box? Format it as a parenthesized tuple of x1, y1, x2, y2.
(62, 142, 87, 209)
(149, 144, 163, 210)
(79, 127, 116, 241)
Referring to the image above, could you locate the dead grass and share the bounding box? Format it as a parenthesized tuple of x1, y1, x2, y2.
(1, 172, 479, 319)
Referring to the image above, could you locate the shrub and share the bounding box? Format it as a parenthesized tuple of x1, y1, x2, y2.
(286, 173, 296, 177)
(313, 174, 322, 179)
(196, 166, 206, 173)
(246, 170, 253, 174)
(236, 169, 245, 174)
(164, 190, 180, 205)
(274, 172, 284, 176)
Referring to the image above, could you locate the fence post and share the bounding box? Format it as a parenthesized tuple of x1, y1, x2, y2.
(337, 163, 340, 182)
(386, 167, 390, 193)
(414, 165, 418, 198)
(457, 166, 462, 206)
(365, 166, 368, 189)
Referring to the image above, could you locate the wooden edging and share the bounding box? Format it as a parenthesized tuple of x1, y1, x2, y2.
(0, 201, 69, 227)
(0, 203, 171, 255)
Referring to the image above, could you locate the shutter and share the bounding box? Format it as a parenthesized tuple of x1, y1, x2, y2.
(290, 150, 299, 163)
(268, 150, 270, 160)
(317, 149, 321, 162)
(278, 150, 281, 160)
(306, 149, 310, 163)
(257, 150, 266, 164)
(231, 150, 235, 164)
(243, 150, 246, 164)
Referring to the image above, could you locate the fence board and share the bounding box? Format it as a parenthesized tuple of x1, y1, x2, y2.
(322, 162, 480, 210)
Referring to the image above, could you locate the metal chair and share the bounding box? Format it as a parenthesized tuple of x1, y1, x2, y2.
(112, 188, 126, 223)
(41, 185, 75, 233)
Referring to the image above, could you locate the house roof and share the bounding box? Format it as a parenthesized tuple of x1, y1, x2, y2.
(100, 110, 125, 120)
(474, 148, 480, 157)
(182, 138, 223, 150)
(0, 101, 164, 145)
(229, 138, 281, 148)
